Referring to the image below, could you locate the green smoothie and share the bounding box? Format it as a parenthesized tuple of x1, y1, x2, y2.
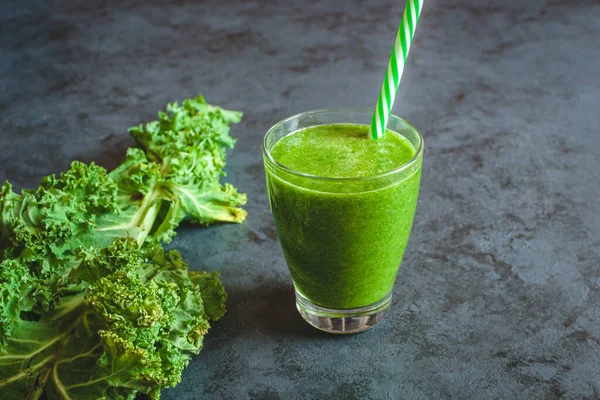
(265, 123, 422, 309)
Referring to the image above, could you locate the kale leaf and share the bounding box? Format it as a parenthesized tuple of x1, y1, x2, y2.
(0, 95, 243, 399)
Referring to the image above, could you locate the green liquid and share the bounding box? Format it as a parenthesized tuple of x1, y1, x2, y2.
(267, 123, 422, 309)
(271, 124, 415, 178)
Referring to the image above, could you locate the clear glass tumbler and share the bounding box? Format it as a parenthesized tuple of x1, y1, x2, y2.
(262, 108, 423, 334)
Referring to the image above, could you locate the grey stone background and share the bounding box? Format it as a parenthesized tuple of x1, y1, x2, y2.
(1, 0, 599, 398)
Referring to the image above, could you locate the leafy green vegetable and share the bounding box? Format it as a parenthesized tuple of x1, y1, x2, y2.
(0, 95, 244, 399)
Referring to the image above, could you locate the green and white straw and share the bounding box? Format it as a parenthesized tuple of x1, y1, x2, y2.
(370, 0, 424, 140)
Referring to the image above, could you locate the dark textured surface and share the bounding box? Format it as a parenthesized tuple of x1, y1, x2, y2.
(2, 0, 600, 398)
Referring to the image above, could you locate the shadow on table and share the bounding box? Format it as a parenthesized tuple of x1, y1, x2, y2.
(221, 281, 351, 340)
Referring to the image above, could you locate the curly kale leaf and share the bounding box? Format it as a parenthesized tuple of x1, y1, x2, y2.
(0, 162, 118, 264)
(104, 94, 247, 245)
(0, 239, 226, 400)
(0, 95, 242, 399)
(0, 94, 245, 259)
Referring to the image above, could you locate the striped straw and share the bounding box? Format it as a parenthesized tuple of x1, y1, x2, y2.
(370, 0, 424, 140)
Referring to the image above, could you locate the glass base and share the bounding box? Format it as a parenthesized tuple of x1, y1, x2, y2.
(295, 290, 392, 334)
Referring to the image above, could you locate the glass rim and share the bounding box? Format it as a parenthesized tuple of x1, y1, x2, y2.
(262, 107, 424, 183)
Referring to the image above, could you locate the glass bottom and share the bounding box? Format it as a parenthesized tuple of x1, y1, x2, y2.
(295, 290, 392, 334)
